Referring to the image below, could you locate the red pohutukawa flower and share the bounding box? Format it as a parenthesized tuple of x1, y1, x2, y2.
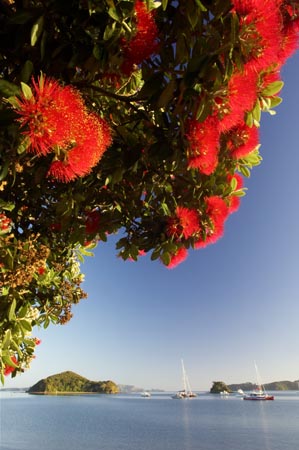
(233, 0, 283, 72)
(166, 247, 188, 269)
(167, 206, 200, 240)
(195, 222, 225, 249)
(225, 123, 259, 159)
(16, 76, 86, 155)
(278, 1, 299, 64)
(195, 196, 229, 249)
(186, 116, 220, 175)
(15, 75, 112, 183)
(121, 0, 159, 75)
(205, 196, 229, 227)
(217, 66, 258, 132)
(227, 173, 244, 213)
(4, 356, 18, 376)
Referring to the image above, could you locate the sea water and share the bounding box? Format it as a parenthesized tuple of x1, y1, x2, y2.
(1, 391, 299, 450)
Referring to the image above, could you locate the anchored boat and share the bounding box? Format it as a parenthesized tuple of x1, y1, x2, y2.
(172, 359, 197, 399)
(243, 362, 274, 401)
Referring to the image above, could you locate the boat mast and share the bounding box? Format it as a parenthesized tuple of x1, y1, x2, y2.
(181, 359, 187, 393)
(254, 361, 266, 393)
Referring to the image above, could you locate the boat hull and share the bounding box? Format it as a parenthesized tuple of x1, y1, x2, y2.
(243, 395, 274, 401)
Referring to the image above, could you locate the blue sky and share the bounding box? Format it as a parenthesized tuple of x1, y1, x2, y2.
(3, 53, 299, 392)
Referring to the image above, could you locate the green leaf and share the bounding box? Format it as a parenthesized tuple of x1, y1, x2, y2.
(270, 97, 282, 108)
(2, 330, 12, 350)
(6, 96, 20, 108)
(0, 160, 9, 181)
(151, 247, 161, 261)
(194, 0, 207, 11)
(252, 101, 261, 123)
(230, 177, 238, 191)
(20, 60, 34, 83)
(160, 251, 171, 266)
(162, 0, 168, 10)
(0, 200, 14, 211)
(262, 80, 284, 97)
(20, 82, 33, 100)
(232, 188, 247, 197)
(78, 246, 94, 257)
(245, 112, 254, 127)
(175, 34, 188, 65)
(239, 165, 251, 178)
(160, 202, 170, 216)
(108, 7, 120, 21)
(17, 137, 30, 154)
(156, 79, 176, 109)
(19, 319, 32, 333)
(18, 305, 29, 319)
(0, 80, 20, 97)
(31, 16, 44, 47)
(8, 299, 16, 322)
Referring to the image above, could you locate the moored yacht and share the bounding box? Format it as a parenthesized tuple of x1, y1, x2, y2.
(172, 360, 197, 399)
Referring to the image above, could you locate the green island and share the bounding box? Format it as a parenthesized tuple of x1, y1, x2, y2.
(210, 380, 299, 392)
(28, 371, 119, 395)
(227, 380, 299, 391)
(210, 381, 232, 394)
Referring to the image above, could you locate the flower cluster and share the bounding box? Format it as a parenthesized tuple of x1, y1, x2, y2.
(186, 0, 298, 176)
(15, 76, 112, 182)
(178, 0, 298, 268)
(166, 193, 239, 268)
(166, 207, 200, 240)
(121, 0, 159, 75)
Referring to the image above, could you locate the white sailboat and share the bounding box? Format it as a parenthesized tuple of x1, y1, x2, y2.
(243, 361, 274, 401)
(172, 359, 197, 399)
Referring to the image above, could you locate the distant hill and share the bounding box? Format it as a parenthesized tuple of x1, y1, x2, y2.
(28, 371, 119, 394)
(228, 380, 299, 391)
(118, 384, 143, 393)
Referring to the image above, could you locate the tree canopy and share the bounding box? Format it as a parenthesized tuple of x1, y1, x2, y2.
(27, 370, 119, 393)
(0, 0, 298, 382)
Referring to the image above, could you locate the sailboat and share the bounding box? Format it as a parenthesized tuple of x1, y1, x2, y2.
(172, 360, 197, 399)
(243, 362, 274, 401)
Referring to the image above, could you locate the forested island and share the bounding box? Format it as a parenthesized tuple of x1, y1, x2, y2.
(228, 380, 299, 391)
(210, 379, 299, 393)
(210, 381, 232, 393)
(28, 371, 119, 395)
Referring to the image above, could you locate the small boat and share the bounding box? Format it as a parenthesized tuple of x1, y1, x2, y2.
(243, 386, 274, 401)
(172, 390, 197, 399)
(172, 360, 197, 399)
(220, 391, 229, 397)
(243, 362, 274, 401)
(141, 391, 151, 398)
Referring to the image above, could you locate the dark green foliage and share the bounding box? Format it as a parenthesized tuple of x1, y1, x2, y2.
(28, 370, 119, 394)
(210, 381, 232, 393)
(228, 380, 299, 391)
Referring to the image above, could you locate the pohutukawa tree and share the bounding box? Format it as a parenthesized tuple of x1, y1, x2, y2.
(0, 0, 298, 381)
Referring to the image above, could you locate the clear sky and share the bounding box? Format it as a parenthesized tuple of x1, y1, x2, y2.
(3, 53, 299, 393)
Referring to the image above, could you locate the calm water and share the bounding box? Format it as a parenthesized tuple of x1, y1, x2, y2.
(1, 391, 299, 450)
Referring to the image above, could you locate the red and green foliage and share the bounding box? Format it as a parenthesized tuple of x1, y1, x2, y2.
(0, 0, 298, 382)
